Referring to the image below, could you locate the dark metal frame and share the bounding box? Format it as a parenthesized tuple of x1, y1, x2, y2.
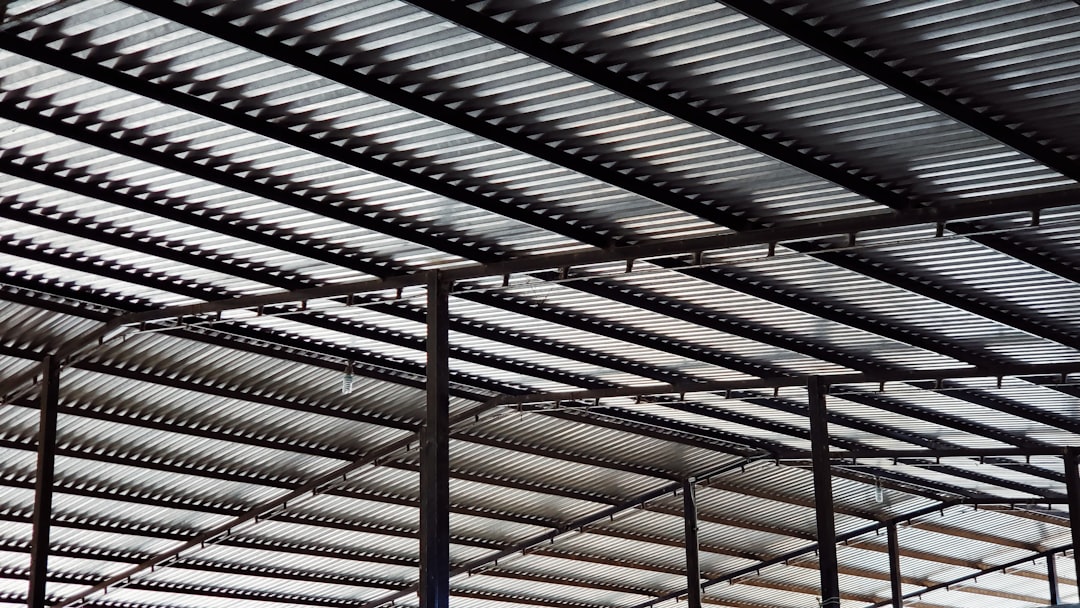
(809, 377, 840, 608)
(684, 479, 702, 608)
(886, 525, 902, 608)
(0, 2, 1076, 607)
(420, 273, 451, 608)
(27, 356, 60, 608)
(864, 545, 1072, 608)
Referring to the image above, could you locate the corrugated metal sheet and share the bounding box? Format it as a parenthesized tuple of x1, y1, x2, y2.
(0, 0, 1078, 607)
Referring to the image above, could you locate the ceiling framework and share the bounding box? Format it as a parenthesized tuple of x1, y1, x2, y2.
(1, 1, 1080, 608)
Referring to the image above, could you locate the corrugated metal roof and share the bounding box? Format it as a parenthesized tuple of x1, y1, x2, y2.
(1, 0, 1079, 607)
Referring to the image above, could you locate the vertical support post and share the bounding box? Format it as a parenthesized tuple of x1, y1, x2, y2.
(1047, 553, 1060, 606)
(808, 376, 840, 608)
(28, 356, 60, 608)
(886, 524, 903, 608)
(1065, 447, 1080, 600)
(683, 479, 702, 608)
(420, 273, 450, 608)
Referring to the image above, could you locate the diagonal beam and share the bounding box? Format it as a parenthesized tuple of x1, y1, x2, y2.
(715, 0, 1080, 183)
(0, 99, 491, 264)
(402, 0, 913, 211)
(36, 185, 1068, 330)
(8, 266, 1067, 505)
(0, 30, 618, 250)
(10, 4, 1080, 377)
(949, 221, 1080, 285)
(6, 225, 1071, 492)
(379, 1, 1080, 359)
(50, 429, 422, 608)
(0, 34, 1017, 375)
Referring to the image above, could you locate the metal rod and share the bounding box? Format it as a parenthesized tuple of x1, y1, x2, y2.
(27, 356, 60, 608)
(809, 376, 841, 608)
(886, 524, 902, 608)
(1065, 446, 1080, 593)
(1048, 553, 1060, 605)
(420, 272, 451, 608)
(684, 479, 702, 608)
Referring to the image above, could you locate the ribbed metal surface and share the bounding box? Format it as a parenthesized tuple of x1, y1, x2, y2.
(0, 0, 1077, 607)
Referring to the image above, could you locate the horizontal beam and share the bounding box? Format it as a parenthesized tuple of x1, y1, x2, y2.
(864, 545, 1071, 608)
(775, 448, 1069, 461)
(108, 186, 1080, 328)
(493, 362, 1080, 406)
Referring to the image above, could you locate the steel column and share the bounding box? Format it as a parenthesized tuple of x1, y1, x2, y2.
(28, 356, 60, 608)
(886, 524, 903, 608)
(808, 376, 840, 608)
(1065, 447, 1080, 593)
(683, 479, 702, 608)
(420, 272, 451, 608)
(1048, 554, 1060, 605)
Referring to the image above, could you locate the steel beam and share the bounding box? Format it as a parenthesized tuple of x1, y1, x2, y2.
(864, 545, 1072, 608)
(1048, 554, 1060, 605)
(403, 0, 911, 212)
(420, 272, 451, 608)
(27, 356, 60, 608)
(487, 362, 1080, 407)
(0, 101, 490, 265)
(1066, 447, 1080, 587)
(0, 30, 1028, 386)
(887, 524, 903, 608)
(116, 0, 762, 233)
(684, 479, 702, 608)
(716, 0, 1080, 184)
(809, 376, 841, 608)
(631, 502, 958, 608)
(360, 458, 752, 608)
(806, 248, 1080, 351)
(0, 278, 1067, 496)
(98, 186, 1080, 329)
(776, 448, 1066, 461)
